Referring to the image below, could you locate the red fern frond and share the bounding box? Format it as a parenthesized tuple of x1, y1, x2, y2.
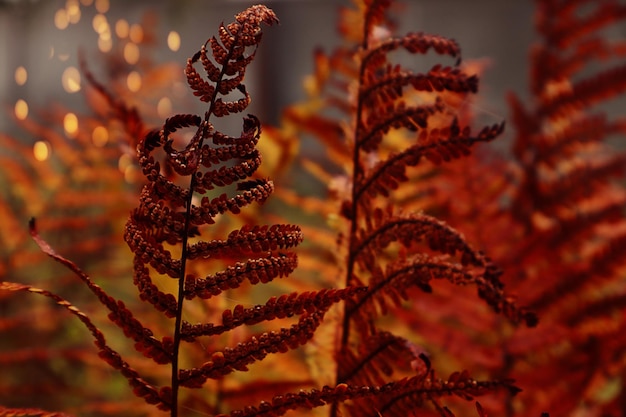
(360, 64, 479, 106)
(364, 33, 462, 70)
(0, 282, 168, 410)
(29, 219, 172, 364)
(356, 121, 503, 199)
(346, 255, 477, 320)
(182, 253, 299, 300)
(220, 373, 518, 417)
(353, 210, 490, 269)
(0, 406, 74, 417)
(181, 287, 365, 341)
(178, 312, 325, 388)
(338, 330, 430, 386)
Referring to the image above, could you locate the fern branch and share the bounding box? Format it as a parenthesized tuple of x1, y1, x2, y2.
(360, 65, 478, 106)
(219, 372, 518, 417)
(352, 211, 489, 268)
(29, 219, 172, 364)
(165, 7, 279, 414)
(345, 255, 477, 323)
(538, 64, 626, 118)
(186, 224, 302, 260)
(182, 253, 299, 300)
(337, 331, 430, 386)
(178, 311, 326, 388)
(355, 122, 504, 200)
(181, 287, 365, 341)
(0, 282, 168, 410)
(358, 101, 444, 152)
(0, 406, 74, 417)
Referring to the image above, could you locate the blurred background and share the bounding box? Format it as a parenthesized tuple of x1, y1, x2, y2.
(1, 1, 625, 414)
(0, 0, 539, 138)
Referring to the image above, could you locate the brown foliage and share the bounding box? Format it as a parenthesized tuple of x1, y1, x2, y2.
(1, 1, 625, 417)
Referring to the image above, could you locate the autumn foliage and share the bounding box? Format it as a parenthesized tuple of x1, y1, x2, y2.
(1, 1, 625, 417)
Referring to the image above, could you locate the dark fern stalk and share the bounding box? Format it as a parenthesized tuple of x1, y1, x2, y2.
(167, 6, 277, 410)
(338, 0, 537, 334)
(294, 2, 539, 416)
(111, 5, 287, 414)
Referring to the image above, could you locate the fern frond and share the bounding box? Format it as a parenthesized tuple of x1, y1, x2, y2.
(364, 33, 462, 70)
(17, 5, 328, 415)
(536, 0, 626, 50)
(178, 311, 325, 388)
(29, 219, 172, 364)
(452, 1, 626, 414)
(356, 121, 503, 199)
(0, 21, 176, 407)
(182, 252, 299, 300)
(185, 224, 302, 260)
(368, 370, 520, 416)
(263, 2, 536, 415)
(0, 282, 168, 410)
(532, 114, 626, 166)
(346, 255, 478, 319)
(181, 287, 365, 341)
(538, 64, 626, 118)
(360, 64, 479, 107)
(530, 226, 626, 313)
(338, 330, 430, 386)
(358, 101, 444, 152)
(0, 406, 74, 417)
(353, 210, 491, 269)
(533, 155, 626, 214)
(219, 372, 518, 417)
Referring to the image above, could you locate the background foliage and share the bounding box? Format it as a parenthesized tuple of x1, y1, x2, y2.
(1, 1, 625, 416)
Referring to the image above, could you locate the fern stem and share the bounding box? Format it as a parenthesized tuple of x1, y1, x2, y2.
(171, 39, 234, 416)
(339, 3, 372, 351)
(331, 14, 372, 417)
(171, 173, 199, 417)
(338, 51, 367, 350)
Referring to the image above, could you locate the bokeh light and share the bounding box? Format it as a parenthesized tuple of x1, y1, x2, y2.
(92, 126, 109, 147)
(66, 0, 81, 24)
(124, 165, 139, 183)
(118, 154, 140, 182)
(118, 154, 132, 172)
(127, 71, 142, 92)
(95, 0, 109, 14)
(33, 141, 51, 162)
(115, 19, 129, 38)
(14, 66, 28, 86)
(157, 97, 173, 119)
(92, 14, 108, 34)
(167, 31, 181, 52)
(124, 43, 140, 65)
(54, 8, 69, 30)
(98, 36, 113, 52)
(64, 112, 79, 137)
(62, 67, 81, 93)
(14, 99, 28, 120)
